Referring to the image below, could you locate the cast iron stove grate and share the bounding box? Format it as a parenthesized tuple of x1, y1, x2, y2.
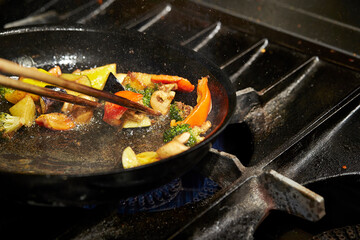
(0, 0, 359, 239)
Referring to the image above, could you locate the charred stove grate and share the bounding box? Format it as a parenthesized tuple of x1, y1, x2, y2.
(0, 0, 359, 239)
(117, 171, 221, 214)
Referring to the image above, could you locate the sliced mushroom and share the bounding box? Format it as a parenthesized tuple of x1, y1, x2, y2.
(150, 90, 175, 115)
(159, 83, 178, 92)
(156, 132, 190, 159)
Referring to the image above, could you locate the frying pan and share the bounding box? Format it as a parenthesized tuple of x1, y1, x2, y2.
(0, 25, 236, 206)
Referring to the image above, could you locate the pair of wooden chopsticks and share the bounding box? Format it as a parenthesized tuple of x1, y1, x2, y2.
(0, 58, 160, 116)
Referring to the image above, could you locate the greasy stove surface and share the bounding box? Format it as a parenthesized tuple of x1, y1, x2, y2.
(0, 0, 360, 239)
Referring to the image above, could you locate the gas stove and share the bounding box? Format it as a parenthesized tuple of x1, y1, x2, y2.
(0, 0, 359, 239)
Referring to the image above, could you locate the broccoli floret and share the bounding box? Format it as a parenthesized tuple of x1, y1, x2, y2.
(125, 84, 158, 107)
(0, 86, 14, 98)
(0, 112, 23, 138)
(191, 125, 206, 144)
(169, 103, 184, 122)
(142, 86, 157, 107)
(124, 84, 140, 93)
(163, 124, 199, 147)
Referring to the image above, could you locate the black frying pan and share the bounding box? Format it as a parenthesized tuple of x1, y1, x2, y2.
(0, 26, 236, 206)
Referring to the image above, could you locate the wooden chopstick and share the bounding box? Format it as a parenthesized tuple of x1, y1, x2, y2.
(0, 58, 161, 116)
(0, 74, 102, 108)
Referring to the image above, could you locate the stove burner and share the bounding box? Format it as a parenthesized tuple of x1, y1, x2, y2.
(118, 178, 181, 214)
(118, 170, 221, 214)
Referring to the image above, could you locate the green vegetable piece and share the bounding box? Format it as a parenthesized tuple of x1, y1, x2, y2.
(169, 103, 184, 122)
(0, 86, 14, 98)
(142, 86, 157, 107)
(163, 124, 198, 147)
(125, 84, 158, 107)
(0, 112, 23, 138)
(124, 84, 140, 93)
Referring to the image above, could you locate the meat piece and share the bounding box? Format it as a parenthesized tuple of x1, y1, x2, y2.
(175, 101, 193, 119)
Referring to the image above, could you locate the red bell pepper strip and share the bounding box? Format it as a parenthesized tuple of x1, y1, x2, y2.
(171, 76, 211, 127)
(103, 91, 143, 126)
(151, 74, 195, 92)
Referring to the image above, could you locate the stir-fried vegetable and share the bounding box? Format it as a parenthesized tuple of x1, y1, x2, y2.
(48, 65, 62, 77)
(162, 122, 211, 148)
(79, 63, 116, 90)
(20, 68, 54, 88)
(157, 132, 191, 159)
(122, 147, 160, 169)
(169, 102, 193, 122)
(36, 113, 75, 131)
(169, 103, 183, 122)
(163, 124, 197, 147)
(0, 86, 14, 99)
(0, 112, 23, 138)
(171, 77, 211, 127)
(151, 75, 195, 92)
(125, 84, 158, 107)
(9, 95, 36, 127)
(103, 73, 125, 94)
(150, 90, 175, 115)
(122, 72, 152, 91)
(103, 91, 143, 126)
(40, 86, 67, 114)
(0, 63, 213, 169)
